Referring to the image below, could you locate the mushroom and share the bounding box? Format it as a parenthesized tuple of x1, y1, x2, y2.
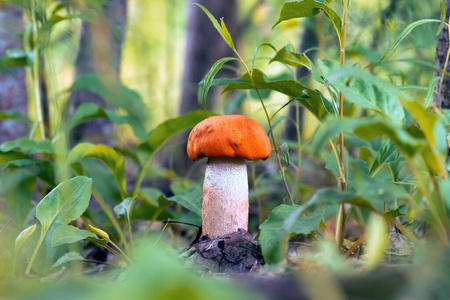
(187, 115, 271, 238)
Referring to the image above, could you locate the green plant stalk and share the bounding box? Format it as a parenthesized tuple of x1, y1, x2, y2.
(31, 0, 45, 140)
(142, 206, 166, 240)
(234, 50, 294, 205)
(25, 227, 48, 276)
(295, 101, 303, 204)
(133, 153, 156, 197)
(92, 190, 130, 253)
(108, 240, 133, 264)
(335, 0, 349, 247)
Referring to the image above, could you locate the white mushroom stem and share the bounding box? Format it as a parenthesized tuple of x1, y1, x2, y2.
(202, 157, 248, 238)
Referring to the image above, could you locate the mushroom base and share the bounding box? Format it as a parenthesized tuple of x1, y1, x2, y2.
(202, 157, 248, 238)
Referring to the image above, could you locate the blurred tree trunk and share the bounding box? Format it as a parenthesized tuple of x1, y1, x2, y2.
(283, 19, 318, 141)
(0, 3, 28, 142)
(179, 0, 238, 114)
(435, 0, 450, 108)
(166, 0, 238, 178)
(70, 0, 127, 144)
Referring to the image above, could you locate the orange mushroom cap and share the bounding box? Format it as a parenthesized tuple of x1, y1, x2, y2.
(187, 115, 271, 161)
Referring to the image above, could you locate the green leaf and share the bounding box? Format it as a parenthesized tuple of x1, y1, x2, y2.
(280, 142, 290, 165)
(14, 224, 37, 258)
(194, 4, 232, 49)
(65, 103, 147, 140)
(51, 252, 84, 269)
(114, 197, 136, 222)
(0, 138, 54, 154)
(67, 143, 126, 198)
(319, 60, 405, 121)
(52, 225, 96, 247)
(424, 77, 439, 108)
(273, 0, 343, 48)
(69, 73, 147, 123)
(251, 42, 277, 72)
(220, 18, 235, 50)
(269, 45, 311, 70)
(259, 205, 323, 264)
(201, 57, 238, 108)
(378, 19, 440, 63)
(169, 189, 202, 217)
(36, 176, 92, 231)
(312, 116, 425, 158)
(370, 140, 399, 175)
(0, 111, 30, 122)
(137, 110, 217, 165)
(385, 204, 407, 218)
(221, 69, 330, 121)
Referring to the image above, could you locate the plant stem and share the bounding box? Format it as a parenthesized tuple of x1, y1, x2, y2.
(295, 101, 303, 204)
(251, 163, 264, 223)
(335, 0, 349, 247)
(31, 0, 45, 140)
(92, 190, 129, 252)
(25, 228, 47, 276)
(234, 50, 294, 205)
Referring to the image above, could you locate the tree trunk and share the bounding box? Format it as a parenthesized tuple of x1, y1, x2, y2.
(435, 0, 450, 108)
(165, 0, 238, 178)
(70, 0, 127, 144)
(179, 0, 238, 114)
(0, 3, 28, 142)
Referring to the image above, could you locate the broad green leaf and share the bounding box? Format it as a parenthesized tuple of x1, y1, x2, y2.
(137, 110, 217, 165)
(139, 187, 164, 206)
(0, 111, 30, 122)
(221, 69, 330, 121)
(424, 77, 440, 108)
(259, 204, 323, 264)
(14, 224, 37, 257)
(67, 143, 126, 198)
(273, 0, 343, 48)
(370, 140, 399, 175)
(0, 151, 28, 165)
(70, 73, 147, 123)
(129, 198, 173, 221)
(0, 138, 54, 154)
(36, 176, 92, 231)
(0, 170, 37, 225)
(194, 4, 231, 49)
(0, 157, 55, 187)
(114, 197, 136, 223)
(169, 189, 202, 217)
(201, 57, 238, 108)
(269, 45, 311, 70)
(51, 252, 84, 269)
(251, 42, 277, 72)
(65, 103, 147, 140)
(52, 225, 96, 247)
(378, 19, 440, 63)
(319, 60, 405, 121)
(312, 116, 425, 157)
